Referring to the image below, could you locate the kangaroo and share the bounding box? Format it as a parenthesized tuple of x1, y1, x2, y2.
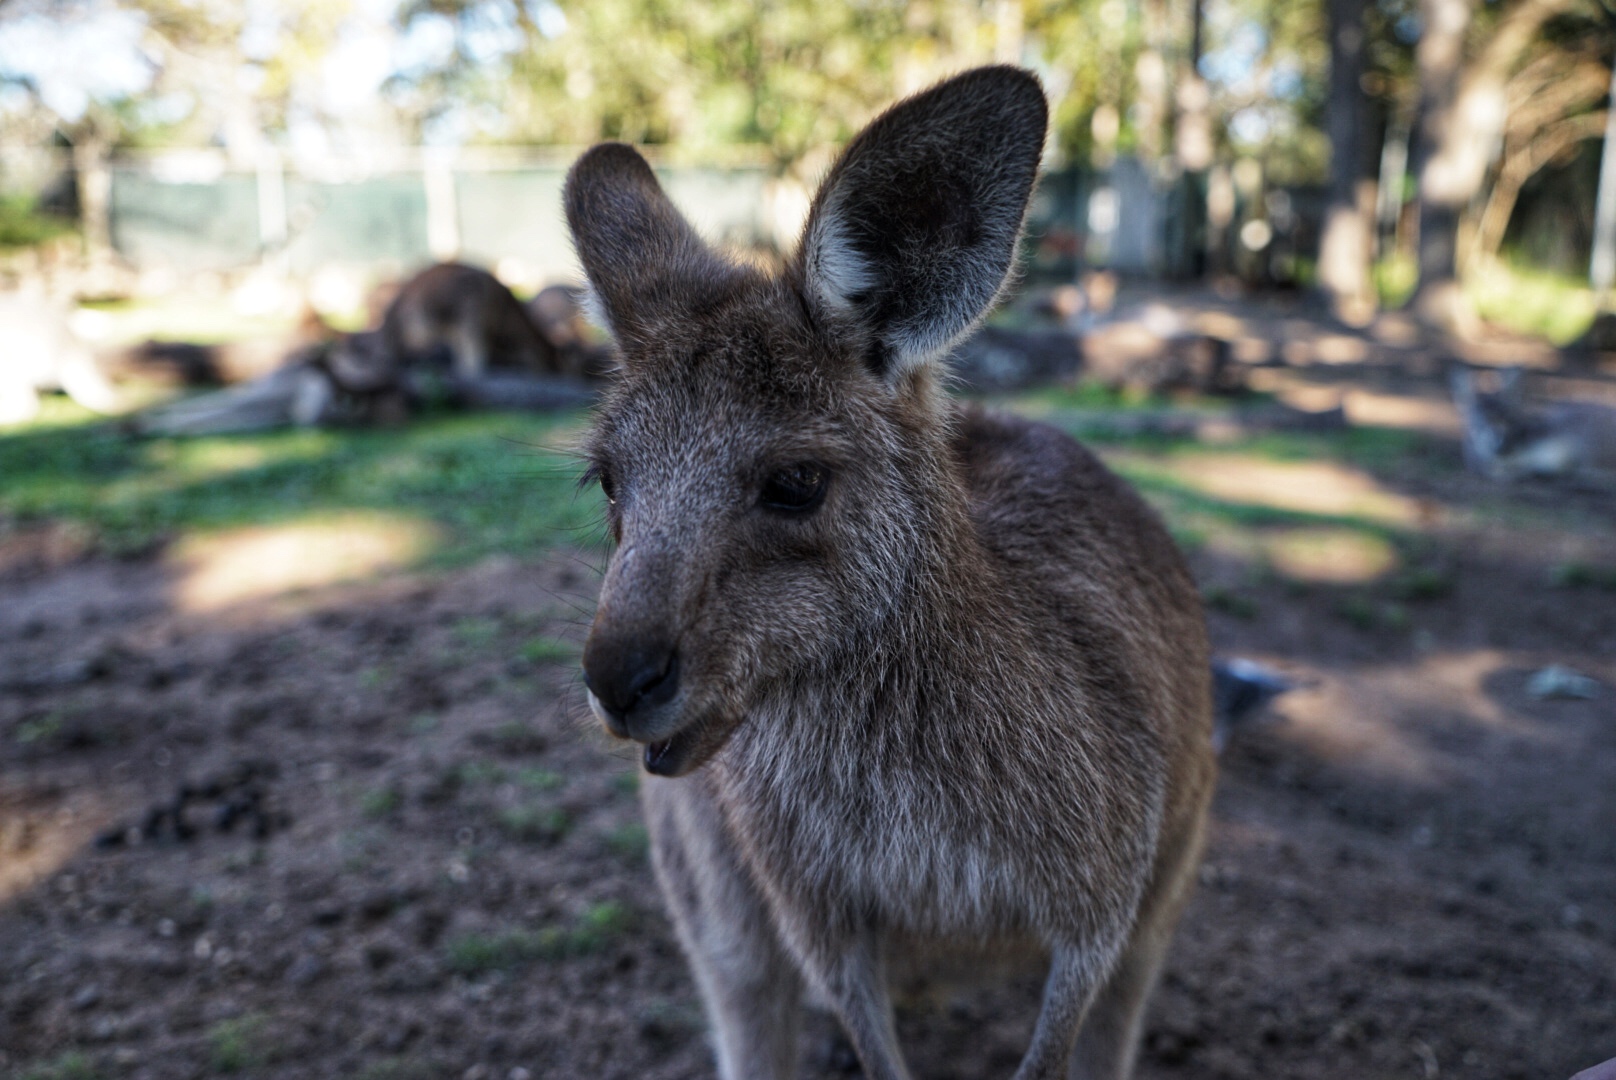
(568, 67, 1216, 1080)
(1451, 365, 1616, 485)
(369, 262, 559, 381)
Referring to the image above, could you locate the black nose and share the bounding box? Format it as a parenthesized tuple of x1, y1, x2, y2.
(583, 642, 679, 731)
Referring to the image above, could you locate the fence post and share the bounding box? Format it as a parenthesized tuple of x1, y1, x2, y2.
(425, 151, 461, 262)
(257, 147, 288, 272)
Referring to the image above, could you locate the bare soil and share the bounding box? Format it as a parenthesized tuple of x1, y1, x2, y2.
(3, 424, 1615, 1079)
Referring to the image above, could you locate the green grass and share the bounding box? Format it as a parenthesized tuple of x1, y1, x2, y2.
(1468, 260, 1597, 345)
(0, 401, 603, 563)
(452, 616, 502, 650)
(1550, 561, 1616, 590)
(605, 822, 650, 861)
(0, 195, 74, 250)
(496, 805, 572, 843)
(355, 1058, 438, 1080)
(443, 901, 636, 974)
(1373, 252, 1418, 309)
(514, 767, 564, 792)
(519, 635, 580, 663)
(1375, 252, 1598, 344)
(14, 713, 63, 746)
(16, 1051, 98, 1080)
(207, 1014, 273, 1073)
(360, 785, 402, 819)
(1203, 585, 1259, 620)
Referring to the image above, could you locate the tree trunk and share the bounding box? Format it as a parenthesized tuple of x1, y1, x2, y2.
(71, 130, 113, 270)
(1318, 0, 1373, 314)
(1409, 0, 1581, 329)
(1409, 0, 1476, 328)
(1474, 110, 1608, 262)
(1590, 60, 1616, 299)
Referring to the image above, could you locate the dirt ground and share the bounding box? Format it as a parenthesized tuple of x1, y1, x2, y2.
(3, 382, 1615, 1079)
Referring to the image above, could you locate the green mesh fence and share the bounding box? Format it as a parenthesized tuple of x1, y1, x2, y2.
(106, 159, 1093, 285)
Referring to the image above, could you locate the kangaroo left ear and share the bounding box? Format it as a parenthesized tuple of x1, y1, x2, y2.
(796, 66, 1048, 379)
(565, 142, 745, 349)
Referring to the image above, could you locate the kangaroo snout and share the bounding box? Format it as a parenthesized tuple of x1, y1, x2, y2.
(581, 635, 681, 739)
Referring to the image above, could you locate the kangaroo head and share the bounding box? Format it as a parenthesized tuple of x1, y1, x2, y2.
(567, 67, 1048, 776)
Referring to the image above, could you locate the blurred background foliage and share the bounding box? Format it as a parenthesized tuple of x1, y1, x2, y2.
(2, 0, 1616, 327)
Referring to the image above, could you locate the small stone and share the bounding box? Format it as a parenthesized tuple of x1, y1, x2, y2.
(508, 1068, 533, 1080)
(70, 985, 101, 1011)
(311, 901, 346, 926)
(285, 953, 327, 987)
(1526, 665, 1601, 700)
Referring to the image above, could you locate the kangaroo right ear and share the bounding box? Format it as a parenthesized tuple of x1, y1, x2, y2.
(564, 143, 738, 347)
(796, 66, 1048, 380)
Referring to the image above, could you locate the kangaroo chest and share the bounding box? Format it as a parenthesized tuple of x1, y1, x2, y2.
(713, 692, 1152, 941)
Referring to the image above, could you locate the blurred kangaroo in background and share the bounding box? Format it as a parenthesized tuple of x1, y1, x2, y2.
(1451, 365, 1616, 485)
(0, 292, 119, 426)
(335, 262, 559, 385)
(568, 67, 1216, 1080)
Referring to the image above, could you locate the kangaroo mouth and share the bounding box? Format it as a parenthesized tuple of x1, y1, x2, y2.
(643, 725, 701, 777)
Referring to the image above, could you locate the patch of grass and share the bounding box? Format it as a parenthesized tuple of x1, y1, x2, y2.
(1335, 594, 1410, 632)
(1203, 586, 1258, 620)
(207, 1014, 273, 1073)
(1550, 561, 1616, 590)
(1468, 259, 1598, 345)
(443, 902, 636, 974)
(358, 666, 391, 691)
(14, 713, 63, 746)
(456, 760, 506, 787)
(1373, 252, 1417, 309)
(0, 194, 74, 250)
(573, 899, 636, 949)
(514, 767, 563, 793)
(356, 1058, 437, 1080)
(605, 822, 650, 862)
(1388, 565, 1453, 602)
(496, 805, 572, 844)
(360, 785, 402, 819)
(17, 1051, 98, 1080)
(452, 616, 501, 650)
(519, 635, 580, 663)
(0, 407, 602, 563)
(479, 721, 550, 755)
(611, 771, 640, 797)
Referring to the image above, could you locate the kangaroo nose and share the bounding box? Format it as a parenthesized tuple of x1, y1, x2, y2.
(582, 642, 679, 736)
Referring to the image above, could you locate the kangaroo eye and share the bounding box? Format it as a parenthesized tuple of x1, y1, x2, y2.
(760, 463, 828, 513)
(582, 464, 617, 504)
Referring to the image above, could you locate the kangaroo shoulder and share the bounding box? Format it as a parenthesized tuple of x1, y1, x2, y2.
(950, 404, 1174, 565)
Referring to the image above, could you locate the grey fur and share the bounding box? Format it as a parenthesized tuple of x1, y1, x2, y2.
(566, 66, 1216, 1080)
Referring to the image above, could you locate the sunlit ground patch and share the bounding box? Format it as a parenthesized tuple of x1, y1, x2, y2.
(1271, 650, 1528, 785)
(140, 436, 328, 484)
(1153, 453, 1426, 526)
(1342, 390, 1463, 435)
(1262, 526, 1400, 584)
(0, 789, 121, 904)
(171, 511, 441, 612)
